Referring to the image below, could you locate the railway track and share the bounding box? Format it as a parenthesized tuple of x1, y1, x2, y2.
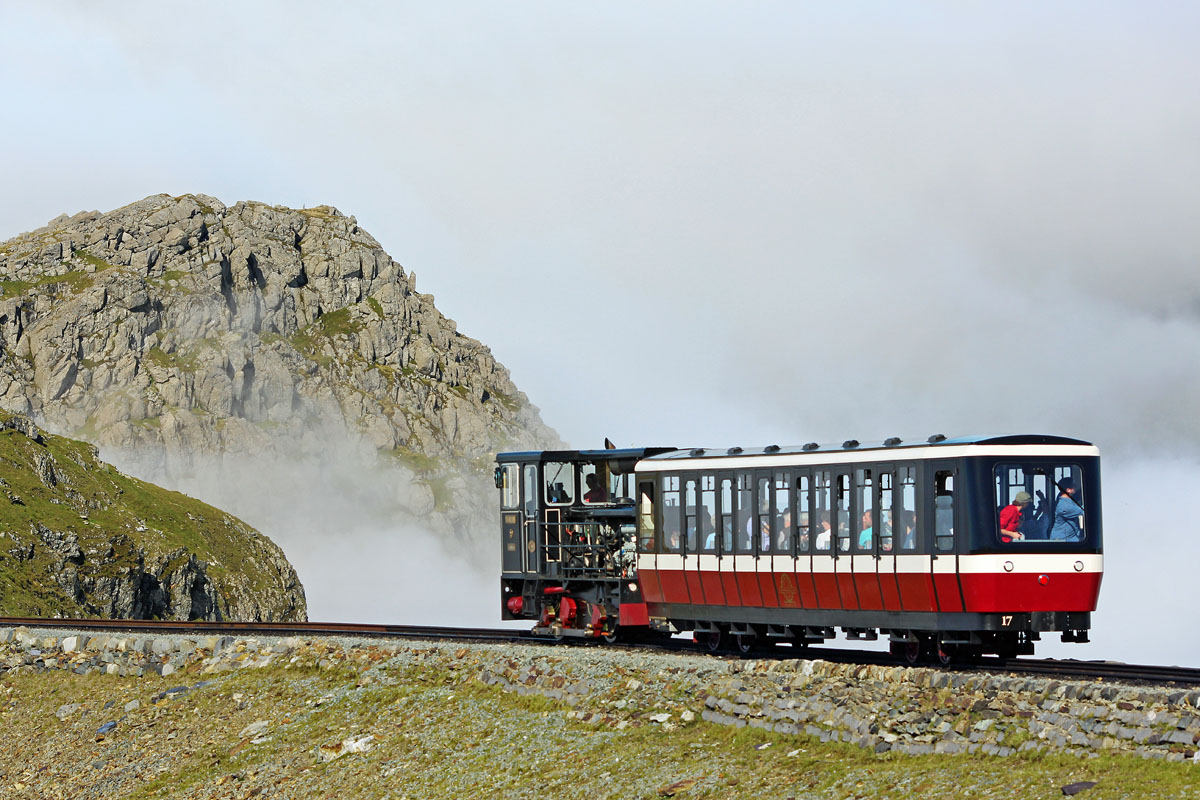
(3, 617, 1197, 688)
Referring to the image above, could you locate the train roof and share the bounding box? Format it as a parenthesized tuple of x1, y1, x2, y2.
(497, 435, 1096, 465)
(643, 434, 1094, 462)
(495, 447, 676, 463)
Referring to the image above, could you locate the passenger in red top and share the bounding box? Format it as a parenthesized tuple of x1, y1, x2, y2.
(999, 492, 1032, 542)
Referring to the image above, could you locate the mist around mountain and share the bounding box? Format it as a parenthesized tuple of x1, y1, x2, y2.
(0, 194, 562, 619)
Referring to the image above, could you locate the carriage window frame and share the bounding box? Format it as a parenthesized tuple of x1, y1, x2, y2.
(854, 468, 874, 553)
(637, 480, 655, 553)
(934, 470, 955, 553)
(795, 472, 812, 554)
(700, 474, 717, 553)
(993, 462, 1086, 545)
(661, 474, 681, 553)
(735, 473, 754, 554)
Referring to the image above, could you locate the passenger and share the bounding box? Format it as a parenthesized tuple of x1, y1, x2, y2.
(776, 509, 793, 552)
(858, 509, 874, 549)
(999, 491, 1033, 543)
(667, 528, 681, 552)
(1049, 478, 1084, 542)
(583, 473, 609, 503)
(814, 513, 832, 551)
(759, 517, 772, 552)
(899, 512, 916, 550)
(796, 512, 810, 551)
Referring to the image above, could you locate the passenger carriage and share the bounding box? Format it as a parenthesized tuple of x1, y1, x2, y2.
(498, 434, 1102, 661)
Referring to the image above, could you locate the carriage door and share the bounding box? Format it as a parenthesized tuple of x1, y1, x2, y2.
(522, 464, 539, 574)
(929, 461, 965, 612)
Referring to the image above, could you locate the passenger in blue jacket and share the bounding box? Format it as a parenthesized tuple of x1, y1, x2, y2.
(1050, 478, 1084, 541)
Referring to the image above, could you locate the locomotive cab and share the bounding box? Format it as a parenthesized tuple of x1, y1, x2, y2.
(497, 447, 673, 640)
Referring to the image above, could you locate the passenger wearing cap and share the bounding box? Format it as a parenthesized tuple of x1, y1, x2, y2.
(1050, 477, 1084, 542)
(999, 491, 1033, 542)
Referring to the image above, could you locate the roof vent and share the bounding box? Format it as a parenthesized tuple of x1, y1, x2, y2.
(842, 439, 860, 449)
(884, 436, 902, 447)
(764, 444, 781, 453)
(689, 448, 706, 456)
(726, 446, 743, 455)
(802, 442, 820, 451)
(927, 433, 947, 444)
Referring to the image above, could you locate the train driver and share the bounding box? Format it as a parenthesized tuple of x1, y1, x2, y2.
(583, 472, 609, 503)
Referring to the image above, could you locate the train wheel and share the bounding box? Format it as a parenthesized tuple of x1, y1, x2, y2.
(551, 624, 565, 642)
(902, 641, 921, 665)
(734, 631, 756, 655)
(602, 628, 619, 645)
(935, 640, 953, 666)
(703, 629, 723, 653)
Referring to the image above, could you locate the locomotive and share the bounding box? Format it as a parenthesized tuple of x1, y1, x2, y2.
(497, 435, 1102, 661)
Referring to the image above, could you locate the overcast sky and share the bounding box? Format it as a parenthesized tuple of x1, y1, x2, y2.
(3, 3, 1198, 663)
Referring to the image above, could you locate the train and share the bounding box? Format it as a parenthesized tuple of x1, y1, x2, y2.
(497, 434, 1102, 662)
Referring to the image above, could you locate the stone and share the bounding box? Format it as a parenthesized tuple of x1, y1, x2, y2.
(55, 703, 82, 721)
(239, 721, 270, 739)
(124, 700, 140, 712)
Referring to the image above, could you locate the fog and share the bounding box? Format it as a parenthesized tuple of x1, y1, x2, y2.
(3, 4, 1199, 664)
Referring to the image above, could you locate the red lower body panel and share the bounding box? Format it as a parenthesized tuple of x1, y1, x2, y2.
(960, 572, 1102, 612)
(641, 569, 664, 603)
(700, 571, 725, 606)
(737, 572, 763, 606)
(619, 602, 650, 626)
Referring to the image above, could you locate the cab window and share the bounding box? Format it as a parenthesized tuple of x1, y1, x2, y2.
(544, 462, 574, 505)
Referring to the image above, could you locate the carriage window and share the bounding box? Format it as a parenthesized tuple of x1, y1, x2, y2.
(735, 473, 754, 553)
(661, 475, 681, 552)
(756, 476, 772, 554)
(500, 464, 519, 509)
(934, 471, 954, 552)
(684, 479, 698, 553)
(774, 472, 792, 555)
(581, 463, 610, 504)
(835, 474, 851, 552)
(523, 464, 538, 517)
(994, 463, 1086, 544)
(814, 470, 833, 551)
(879, 471, 894, 552)
(637, 481, 655, 552)
(700, 474, 717, 552)
(544, 462, 574, 505)
(855, 469, 874, 552)
(719, 477, 734, 553)
(795, 474, 811, 553)
(899, 466, 917, 550)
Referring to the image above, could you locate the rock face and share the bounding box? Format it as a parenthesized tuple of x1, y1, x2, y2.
(0, 411, 304, 621)
(0, 194, 561, 556)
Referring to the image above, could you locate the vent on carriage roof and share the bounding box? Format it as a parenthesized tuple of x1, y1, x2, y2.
(928, 433, 947, 443)
(802, 442, 819, 451)
(842, 439, 860, 449)
(689, 448, 706, 456)
(764, 444, 781, 453)
(884, 437, 902, 446)
(727, 446, 743, 455)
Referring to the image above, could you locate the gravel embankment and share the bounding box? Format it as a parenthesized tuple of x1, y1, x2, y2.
(0, 626, 1197, 799)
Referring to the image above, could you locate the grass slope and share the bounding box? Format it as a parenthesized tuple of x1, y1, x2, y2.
(0, 411, 286, 617)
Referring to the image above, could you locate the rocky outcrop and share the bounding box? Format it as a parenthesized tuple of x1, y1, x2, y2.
(0, 411, 304, 621)
(0, 194, 562, 555)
